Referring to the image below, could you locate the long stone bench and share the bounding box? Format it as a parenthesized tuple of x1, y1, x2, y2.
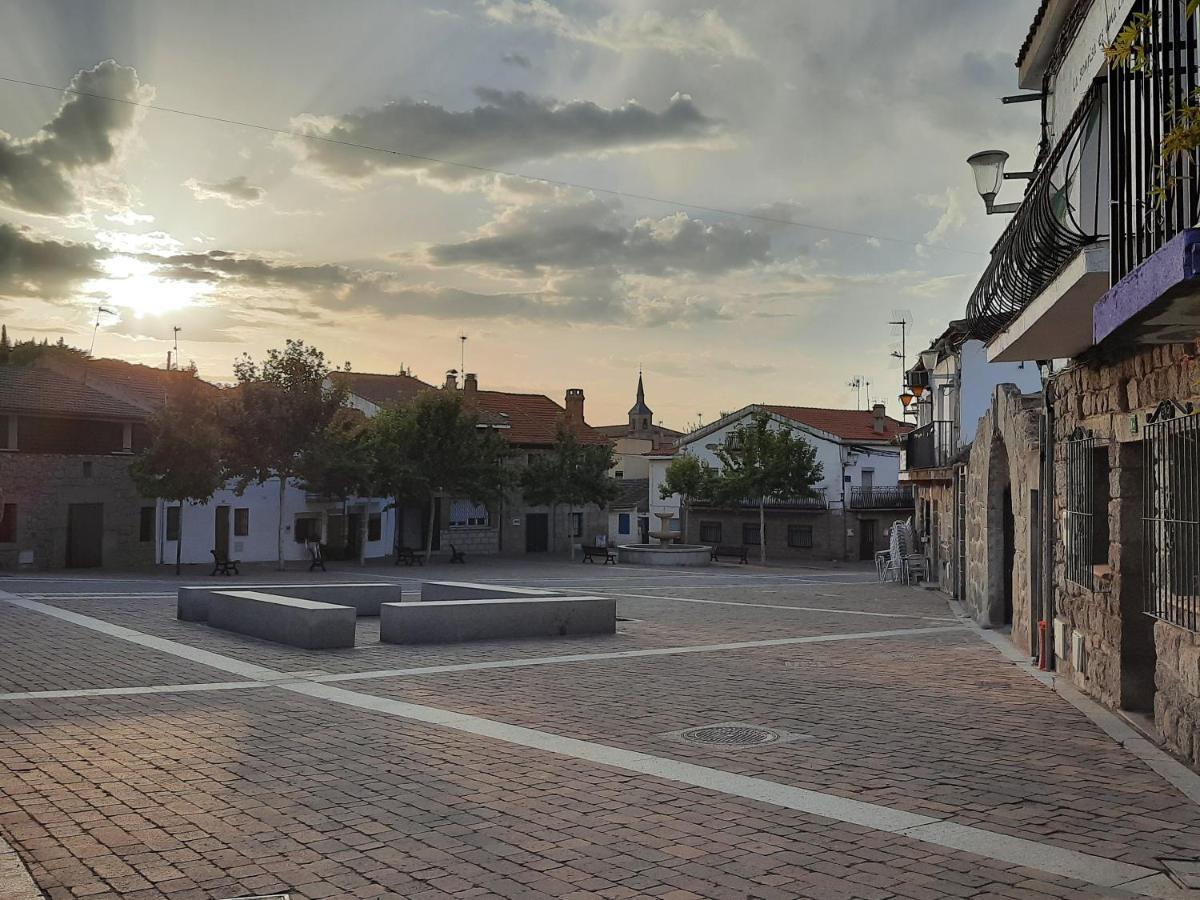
(380, 596, 616, 644)
(207, 590, 357, 649)
(419, 581, 558, 602)
(178, 582, 400, 622)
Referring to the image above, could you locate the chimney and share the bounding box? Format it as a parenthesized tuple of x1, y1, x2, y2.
(565, 388, 585, 430)
(444, 369, 458, 390)
(872, 403, 886, 434)
(463, 372, 478, 397)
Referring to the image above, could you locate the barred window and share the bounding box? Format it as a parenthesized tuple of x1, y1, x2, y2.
(449, 499, 489, 527)
(742, 523, 760, 546)
(1144, 404, 1200, 631)
(700, 521, 721, 543)
(1065, 430, 1108, 588)
(788, 524, 813, 548)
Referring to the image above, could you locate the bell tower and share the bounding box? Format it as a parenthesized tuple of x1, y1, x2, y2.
(627, 371, 653, 436)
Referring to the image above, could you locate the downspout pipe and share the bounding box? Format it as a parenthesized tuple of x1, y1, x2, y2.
(1040, 371, 1057, 670)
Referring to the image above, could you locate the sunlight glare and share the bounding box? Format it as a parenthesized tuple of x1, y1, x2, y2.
(85, 255, 214, 319)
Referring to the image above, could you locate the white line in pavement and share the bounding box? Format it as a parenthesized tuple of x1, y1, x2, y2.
(0, 682, 266, 701)
(0, 588, 1173, 895)
(588, 591, 958, 622)
(315, 625, 967, 683)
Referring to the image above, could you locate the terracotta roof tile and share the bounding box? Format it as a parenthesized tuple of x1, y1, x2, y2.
(0, 366, 150, 419)
(469, 390, 607, 447)
(761, 405, 913, 442)
(336, 371, 434, 408)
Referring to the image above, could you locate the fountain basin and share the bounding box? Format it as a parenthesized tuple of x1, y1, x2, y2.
(617, 543, 711, 567)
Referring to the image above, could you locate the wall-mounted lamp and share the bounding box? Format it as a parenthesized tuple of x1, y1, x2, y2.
(967, 150, 1031, 215)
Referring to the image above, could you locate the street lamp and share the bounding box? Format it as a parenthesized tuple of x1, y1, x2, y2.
(967, 150, 1021, 214)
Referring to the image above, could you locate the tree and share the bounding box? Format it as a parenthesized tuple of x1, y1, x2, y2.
(370, 391, 510, 563)
(0, 325, 10, 365)
(295, 408, 376, 564)
(224, 340, 349, 570)
(130, 369, 225, 574)
(522, 427, 619, 554)
(713, 412, 824, 564)
(658, 454, 717, 540)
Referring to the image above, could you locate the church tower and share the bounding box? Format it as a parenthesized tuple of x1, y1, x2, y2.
(627, 372, 653, 436)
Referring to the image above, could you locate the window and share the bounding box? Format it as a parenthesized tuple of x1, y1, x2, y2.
(788, 524, 813, 548)
(294, 516, 320, 543)
(618, 513, 631, 535)
(449, 499, 489, 527)
(81, 460, 93, 478)
(668, 518, 681, 533)
(1065, 431, 1108, 588)
(368, 513, 382, 542)
(139, 507, 155, 542)
(0, 504, 16, 543)
(166, 506, 180, 541)
(1144, 407, 1200, 630)
(571, 512, 583, 538)
(233, 507, 249, 537)
(615, 470, 624, 479)
(700, 521, 721, 543)
(742, 523, 760, 545)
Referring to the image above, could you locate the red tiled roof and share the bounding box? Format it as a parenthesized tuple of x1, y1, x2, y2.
(37, 355, 202, 412)
(469, 390, 607, 447)
(336, 371, 434, 408)
(762, 405, 913, 442)
(0, 365, 150, 419)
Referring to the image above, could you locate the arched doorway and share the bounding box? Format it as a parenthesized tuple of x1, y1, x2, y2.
(986, 437, 1014, 629)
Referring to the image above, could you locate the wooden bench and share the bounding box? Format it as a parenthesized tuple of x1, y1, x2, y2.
(207, 590, 356, 649)
(380, 596, 616, 644)
(394, 546, 424, 567)
(210, 549, 240, 576)
(581, 545, 616, 564)
(710, 545, 749, 564)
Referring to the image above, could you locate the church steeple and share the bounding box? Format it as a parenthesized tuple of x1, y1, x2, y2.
(628, 370, 653, 433)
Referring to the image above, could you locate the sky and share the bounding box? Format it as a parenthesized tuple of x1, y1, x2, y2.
(0, 0, 1042, 430)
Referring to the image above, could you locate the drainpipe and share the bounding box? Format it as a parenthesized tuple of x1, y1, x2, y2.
(1040, 372, 1057, 670)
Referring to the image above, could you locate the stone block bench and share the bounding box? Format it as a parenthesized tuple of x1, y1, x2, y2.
(179, 582, 401, 622)
(419, 581, 559, 602)
(380, 596, 616, 644)
(207, 590, 356, 649)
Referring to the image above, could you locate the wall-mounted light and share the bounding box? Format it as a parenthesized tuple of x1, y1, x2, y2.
(967, 150, 1026, 214)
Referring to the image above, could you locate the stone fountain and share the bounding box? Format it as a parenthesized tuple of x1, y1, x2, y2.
(616, 509, 711, 567)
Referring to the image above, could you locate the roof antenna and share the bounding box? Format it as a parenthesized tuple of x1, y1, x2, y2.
(171, 326, 181, 371)
(459, 332, 467, 376)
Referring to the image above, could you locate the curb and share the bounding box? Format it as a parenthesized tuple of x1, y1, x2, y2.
(0, 833, 43, 900)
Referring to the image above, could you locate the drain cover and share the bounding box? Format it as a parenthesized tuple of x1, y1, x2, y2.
(663, 722, 807, 748)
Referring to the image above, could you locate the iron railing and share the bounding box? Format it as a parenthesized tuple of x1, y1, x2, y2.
(849, 486, 914, 509)
(964, 82, 1105, 342)
(904, 421, 955, 470)
(1110, 0, 1200, 283)
(696, 490, 828, 511)
(1144, 401, 1200, 631)
(1065, 428, 1097, 590)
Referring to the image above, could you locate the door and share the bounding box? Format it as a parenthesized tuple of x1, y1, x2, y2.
(858, 518, 876, 560)
(347, 513, 363, 560)
(1002, 486, 1015, 625)
(214, 505, 230, 558)
(66, 503, 103, 568)
(525, 513, 549, 552)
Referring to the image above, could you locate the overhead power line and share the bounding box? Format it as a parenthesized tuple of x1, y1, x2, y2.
(0, 73, 987, 257)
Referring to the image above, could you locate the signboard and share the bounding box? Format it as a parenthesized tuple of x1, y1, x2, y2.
(1049, 0, 1135, 143)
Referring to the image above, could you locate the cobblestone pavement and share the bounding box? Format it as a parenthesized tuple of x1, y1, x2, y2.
(0, 559, 1197, 899)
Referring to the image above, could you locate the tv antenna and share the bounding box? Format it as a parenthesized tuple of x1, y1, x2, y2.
(170, 325, 181, 370)
(847, 376, 864, 409)
(459, 332, 467, 375)
(87, 305, 114, 358)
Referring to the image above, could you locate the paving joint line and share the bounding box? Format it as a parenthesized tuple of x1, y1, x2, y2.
(585, 589, 958, 622)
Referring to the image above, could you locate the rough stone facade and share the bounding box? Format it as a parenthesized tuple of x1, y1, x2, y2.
(1051, 340, 1200, 766)
(912, 477, 957, 592)
(0, 452, 155, 570)
(964, 385, 1043, 659)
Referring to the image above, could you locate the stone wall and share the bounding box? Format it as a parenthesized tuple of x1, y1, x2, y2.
(1051, 339, 1200, 766)
(913, 478, 957, 592)
(964, 385, 1043, 660)
(0, 452, 155, 570)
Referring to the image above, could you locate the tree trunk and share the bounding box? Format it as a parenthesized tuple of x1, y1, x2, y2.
(277, 475, 287, 571)
(550, 502, 558, 554)
(175, 510, 183, 576)
(680, 497, 688, 543)
(758, 496, 766, 565)
(424, 496, 437, 564)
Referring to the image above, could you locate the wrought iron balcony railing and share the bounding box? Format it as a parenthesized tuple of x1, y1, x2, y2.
(904, 421, 955, 471)
(849, 486, 915, 509)
(694, 489, 828, 511)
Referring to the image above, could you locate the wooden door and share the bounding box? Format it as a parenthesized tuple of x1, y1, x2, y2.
(67, 503, 103, 568)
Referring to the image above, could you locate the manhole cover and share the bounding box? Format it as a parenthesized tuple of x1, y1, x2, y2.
(220, 894, 290, 900)
(681, 725, 779, 745)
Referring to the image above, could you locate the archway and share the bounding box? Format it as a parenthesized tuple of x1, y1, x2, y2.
(986, 436, 1014, 629)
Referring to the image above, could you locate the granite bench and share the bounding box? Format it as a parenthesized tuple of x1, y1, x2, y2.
(419, 581, 559, 602)
(206, 590, 357, 649)
(178, 582, 400, 621)
(379, 596, 616, 645)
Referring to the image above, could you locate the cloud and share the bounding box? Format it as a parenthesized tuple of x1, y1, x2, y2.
(481, 2, 756, 60)
(918, 186, 968, 246)
(0, 60, 150, 215)
(287, 88, 719, 186)
(428, 196, 769, 276)
(500, 51, 532, 68)
(184, 175, 266, 208)
(0, 222, 105, 299)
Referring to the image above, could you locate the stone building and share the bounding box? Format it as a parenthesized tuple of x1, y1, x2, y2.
(594, 373, 683, 482)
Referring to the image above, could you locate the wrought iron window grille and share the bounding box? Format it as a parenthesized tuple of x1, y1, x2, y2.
(1065, 427, 1098, 590)
(1144, 399, 1200, 631)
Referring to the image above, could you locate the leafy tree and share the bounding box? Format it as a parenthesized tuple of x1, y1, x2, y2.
(658, 453, 717, 540)
(224, 340, 349, 570)
(369, 391, 510, 563)
(130, 369, 225, 574)
(713, 412, 824, 564)
(295, 408, 376, 564)
(522, 427, 619, 554)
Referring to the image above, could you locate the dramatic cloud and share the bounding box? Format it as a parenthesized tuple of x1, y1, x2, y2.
(481, 2, 756, 60)
(0, 222, 104, 298)
(288, 88, 719, 186)
(0, 60, 150, 215)
(429, 197, 769, 276)
(184, 175, 266, 208)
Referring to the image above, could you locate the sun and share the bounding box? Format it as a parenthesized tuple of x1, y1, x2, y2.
(84, 255, 214, 319)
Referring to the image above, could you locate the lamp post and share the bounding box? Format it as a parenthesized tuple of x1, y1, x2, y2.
(967, 150, 1033, 214)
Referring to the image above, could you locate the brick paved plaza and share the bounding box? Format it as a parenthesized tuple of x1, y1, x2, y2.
(1, 560, 1198, 900)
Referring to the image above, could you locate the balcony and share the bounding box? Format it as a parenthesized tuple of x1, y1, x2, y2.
(903, 421, 955, 471)
(849, 486, 914, 510)
(695, 489, 828, 511)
